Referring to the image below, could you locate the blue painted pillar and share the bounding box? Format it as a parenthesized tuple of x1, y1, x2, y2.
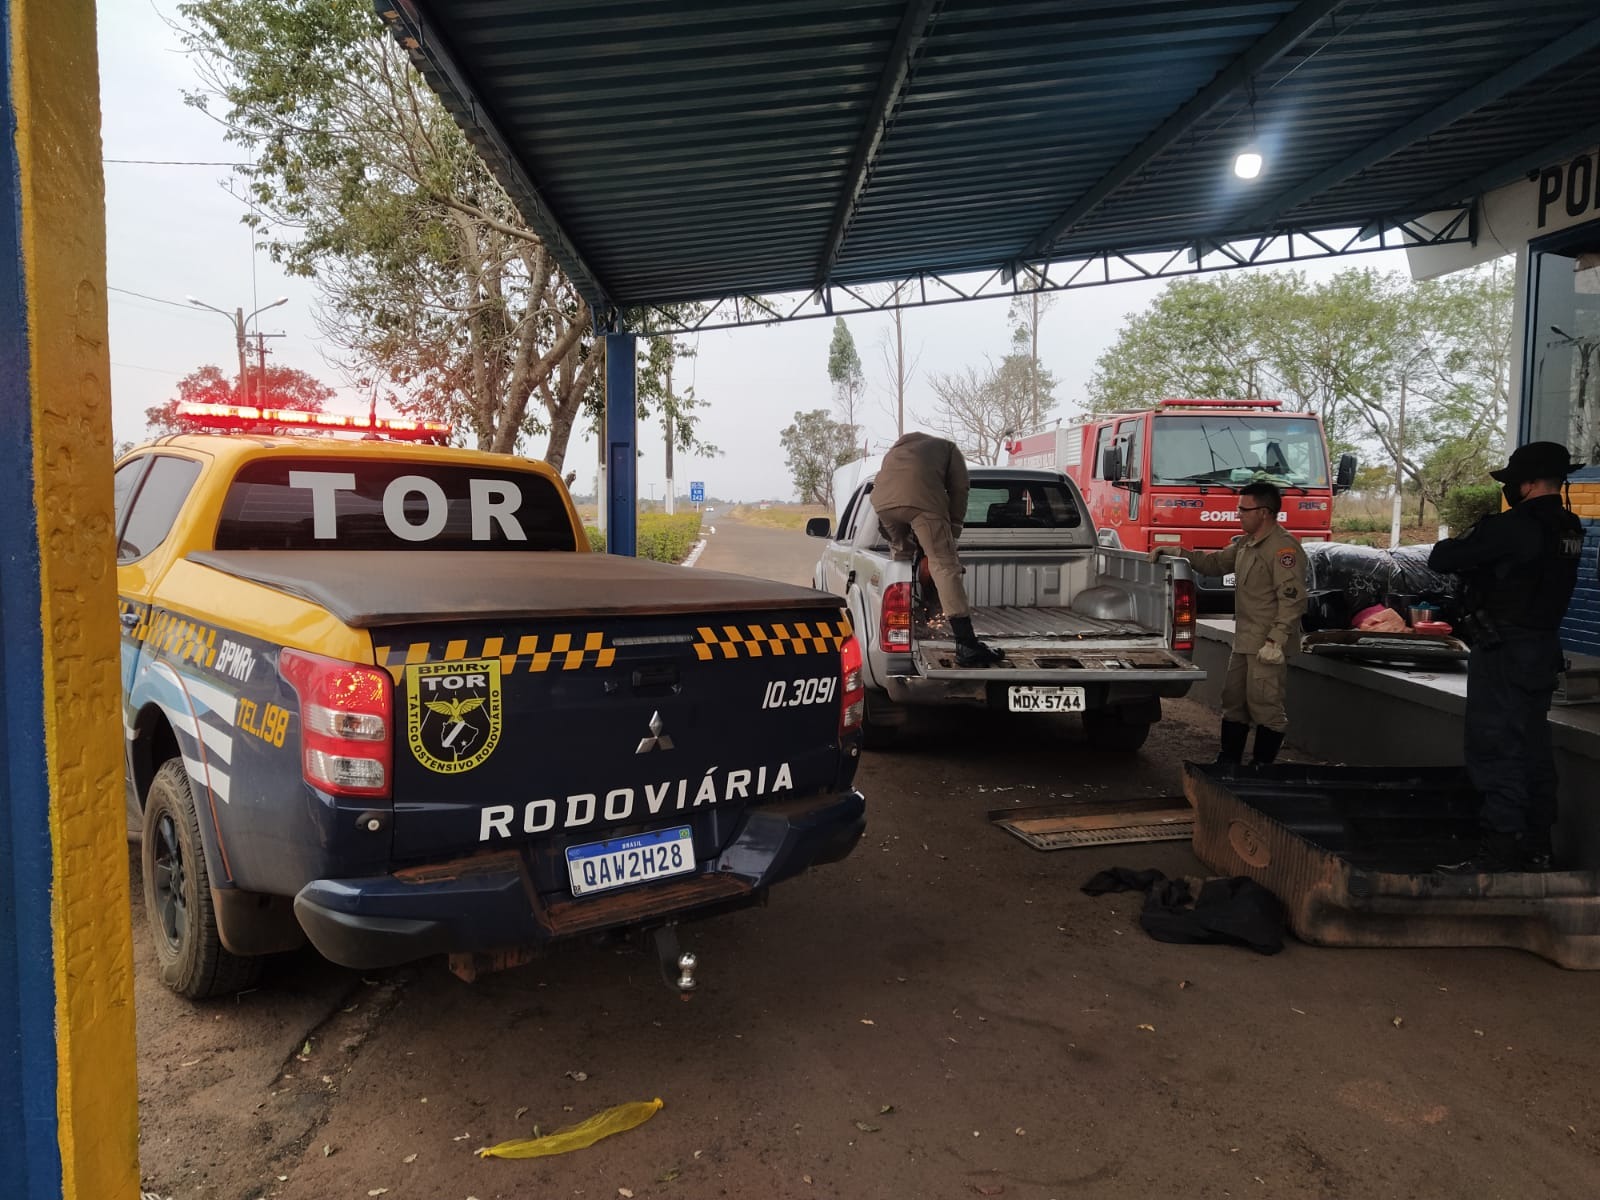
(0, 14, 59, 1193)
(2, 2, 140, 1196)
(605, 331, 638, 557)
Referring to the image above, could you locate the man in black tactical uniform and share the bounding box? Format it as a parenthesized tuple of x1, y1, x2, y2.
(1428, 442, 1584, 871)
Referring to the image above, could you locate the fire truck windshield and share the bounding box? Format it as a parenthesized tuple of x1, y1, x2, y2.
(1150, 416, 1328, 488)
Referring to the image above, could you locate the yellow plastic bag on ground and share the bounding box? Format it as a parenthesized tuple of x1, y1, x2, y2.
(477, 1098, 664, 1160)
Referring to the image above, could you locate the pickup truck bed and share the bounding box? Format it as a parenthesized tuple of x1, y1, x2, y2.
(916, 607, 1201, 677)
(812, 466, 1205, 750)
(191, 548, 830, 624)
(920, 606, 1148, 640)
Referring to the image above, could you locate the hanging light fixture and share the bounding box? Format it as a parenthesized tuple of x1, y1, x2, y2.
(1234, 80, 1263, 180)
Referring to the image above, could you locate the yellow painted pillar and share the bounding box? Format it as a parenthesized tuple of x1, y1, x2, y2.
(2, 0, 140, 1196)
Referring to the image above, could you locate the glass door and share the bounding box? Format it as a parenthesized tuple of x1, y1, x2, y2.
(1525, 220, 1600, 467)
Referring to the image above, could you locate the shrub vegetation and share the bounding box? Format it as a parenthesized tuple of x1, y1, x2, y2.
(583, 514, 703, 563)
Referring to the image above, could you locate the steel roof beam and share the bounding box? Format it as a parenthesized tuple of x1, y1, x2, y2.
(815, 0, 943, 288)
(637, 205, 1473, 333)
(1241, 14, 1600, 229)
(376, 1, 615, 317)
(1014, 0, 1347, 267)
(1416, 121, 1600, 212)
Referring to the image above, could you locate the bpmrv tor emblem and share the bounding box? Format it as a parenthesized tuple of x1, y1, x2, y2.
(407, 659, 503, 774)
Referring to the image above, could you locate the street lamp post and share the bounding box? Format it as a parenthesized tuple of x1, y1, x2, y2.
(186, 294, 287, 404)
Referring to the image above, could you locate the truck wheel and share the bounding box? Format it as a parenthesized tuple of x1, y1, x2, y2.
(141, 759, 263, 999)
(861, 690, 909, 749)
(1082, 708, 1152, 753)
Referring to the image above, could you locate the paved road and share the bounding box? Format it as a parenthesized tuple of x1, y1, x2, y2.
(692, 514, 820, 587)
(136, 517, 1600, 1200)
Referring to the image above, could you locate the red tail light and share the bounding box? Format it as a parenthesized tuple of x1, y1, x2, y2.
(1172, 578, 1196, 654)
(279, 649, 393, 797)
(839, 635, 865, 735)
(880, 582, 912, 652)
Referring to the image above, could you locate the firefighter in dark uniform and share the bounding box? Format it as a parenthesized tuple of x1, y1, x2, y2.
(873, 431, 1004, 667)
(1429, 441, 1584, 871)
(1150, 481, 1307, 767)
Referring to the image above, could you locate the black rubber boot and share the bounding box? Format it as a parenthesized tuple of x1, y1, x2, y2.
(1215, 720, 1249, 769)
(950, 615, 1005, 667)
(1522, 826, 1555, 871)
(1251, 726, 1286, 766)
(1438, 829, 1525, 874)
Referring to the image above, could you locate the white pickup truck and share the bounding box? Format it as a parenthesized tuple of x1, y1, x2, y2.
(807, 466, 1205, 750)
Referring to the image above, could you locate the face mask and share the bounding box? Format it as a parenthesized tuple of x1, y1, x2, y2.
(1502, 484, 1521, 508)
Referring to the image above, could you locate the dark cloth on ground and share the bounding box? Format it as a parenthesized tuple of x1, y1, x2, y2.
(1081, 867, 1286, 955)
(1081, 867, 1166, 896)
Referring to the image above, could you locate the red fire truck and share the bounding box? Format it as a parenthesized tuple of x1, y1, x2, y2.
(1008, 398, 1356, 604)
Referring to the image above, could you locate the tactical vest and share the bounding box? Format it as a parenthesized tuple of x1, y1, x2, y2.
(1473, 496, 1583, 631)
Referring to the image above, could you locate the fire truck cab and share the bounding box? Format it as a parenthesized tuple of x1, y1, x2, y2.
(1009, 399, 1357, 605)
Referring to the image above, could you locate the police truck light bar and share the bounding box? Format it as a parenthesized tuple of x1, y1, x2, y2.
(174, 401, 452, 442)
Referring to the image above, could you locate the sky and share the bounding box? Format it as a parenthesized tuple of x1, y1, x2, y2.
(97, 0, 1413, 504)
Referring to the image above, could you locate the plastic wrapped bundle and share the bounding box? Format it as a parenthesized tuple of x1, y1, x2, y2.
(1302, 542, 1394, 631)
(1389, 545, 1464, 625)
(1301, 541, 1464, 631)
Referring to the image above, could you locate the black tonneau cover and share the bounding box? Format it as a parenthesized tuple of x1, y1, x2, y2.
(189, 549, 843, 628)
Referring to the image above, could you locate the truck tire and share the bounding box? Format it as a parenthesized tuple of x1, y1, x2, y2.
(141, 759, 263, 999)
(1082, 707, 1152, 753)
(861, 689, 910, 749)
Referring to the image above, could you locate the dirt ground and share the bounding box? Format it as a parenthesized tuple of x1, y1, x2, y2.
(133, 518, 1600, 1200)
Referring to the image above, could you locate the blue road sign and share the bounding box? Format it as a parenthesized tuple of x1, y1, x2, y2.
(689, 481, 705, 503)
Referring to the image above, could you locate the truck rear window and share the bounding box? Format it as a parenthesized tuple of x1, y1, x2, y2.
(964, 481, 1083, 529)
(213, 460, 577, 551)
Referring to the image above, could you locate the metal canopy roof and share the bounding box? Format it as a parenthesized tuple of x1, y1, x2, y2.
(382, 1, 1600, 324)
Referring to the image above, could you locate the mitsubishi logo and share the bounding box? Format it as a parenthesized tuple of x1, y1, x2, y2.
(635, 710, 675, 753)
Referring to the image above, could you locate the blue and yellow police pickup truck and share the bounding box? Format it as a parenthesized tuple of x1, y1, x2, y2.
(117, 408, 865, 998)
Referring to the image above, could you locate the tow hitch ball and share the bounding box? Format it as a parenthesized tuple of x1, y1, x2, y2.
(652, 925, 698, 997)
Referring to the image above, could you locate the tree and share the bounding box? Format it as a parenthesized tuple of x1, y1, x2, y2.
(780, 410, 859, 507)
(1086, 264, 1515, 515)
(1007, 291, 1056, 429)
(827, 317, 867, 432)
(1087, 272, 1300, 414)
(924, 352, 1058, 465)
(145, 363, 335, 435)
(873, 282, 922, 439)
(632, 308, 720, 506)
(178, 0, 614, 468)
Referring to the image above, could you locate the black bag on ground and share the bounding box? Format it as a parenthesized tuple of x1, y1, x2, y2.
(1081, 868, 1286, 955)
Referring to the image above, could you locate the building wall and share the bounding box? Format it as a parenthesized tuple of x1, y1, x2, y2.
(1563, 470, 1600, 657)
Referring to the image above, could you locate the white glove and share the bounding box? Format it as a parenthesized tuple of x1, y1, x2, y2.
(1146, 545, 1178, 563)
(1257, 640, 1285, 665)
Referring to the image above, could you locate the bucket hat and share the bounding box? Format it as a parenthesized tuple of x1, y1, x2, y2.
(1488, 441, 1576, 484)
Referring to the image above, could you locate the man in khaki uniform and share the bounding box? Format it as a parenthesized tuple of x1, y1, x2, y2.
(1150, 481, 1307, 766)
(873, 431, 1003, 667)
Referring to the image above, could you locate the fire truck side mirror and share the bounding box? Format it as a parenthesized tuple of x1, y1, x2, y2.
(1333, 452, 1358, 494)
(1101, 445, 1124, 481)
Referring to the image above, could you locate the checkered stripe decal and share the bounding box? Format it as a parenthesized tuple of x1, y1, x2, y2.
(120, 601, 218, 668)
(692, 619, 852, 660)
(374, 617, 853, 679)
(374, 632, 617, 682)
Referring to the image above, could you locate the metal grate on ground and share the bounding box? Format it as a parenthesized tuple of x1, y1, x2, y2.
(990, 796, 1194, 852)
(999, 819, 1195, 852)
